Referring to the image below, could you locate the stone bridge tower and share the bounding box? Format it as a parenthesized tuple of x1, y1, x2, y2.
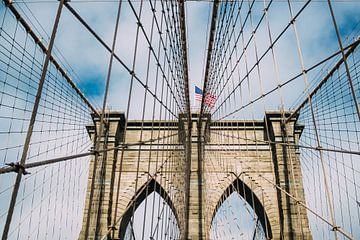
(79, 111, 312, 239)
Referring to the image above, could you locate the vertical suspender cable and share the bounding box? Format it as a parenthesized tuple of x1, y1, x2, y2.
(83, 0, 123, 238)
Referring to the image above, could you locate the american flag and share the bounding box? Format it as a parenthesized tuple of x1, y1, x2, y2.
(195, 86, 203, 101)
(194, 86, 217, 108)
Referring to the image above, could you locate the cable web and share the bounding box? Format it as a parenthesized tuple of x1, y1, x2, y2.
(199, 0, 360, 239)
(0, 0, 191, 238)
(0, 0, 359, 239)
(0, 1, 93, 239)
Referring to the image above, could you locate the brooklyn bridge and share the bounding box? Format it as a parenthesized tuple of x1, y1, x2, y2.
(0, 0, 359, 239)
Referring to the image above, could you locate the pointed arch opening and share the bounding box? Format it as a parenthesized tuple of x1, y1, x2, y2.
(119, 179, 180, 240)
(210, 177, 273, 239)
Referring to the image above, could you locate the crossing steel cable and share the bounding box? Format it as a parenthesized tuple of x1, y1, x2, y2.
(1, 0, 98, 115)
(209, 135, 354, 239)
(1, 1, 68, 238)
(1, 0, 359, 239)
(63, 3, 180, 118)
(201, 0, 360, 239)
(210, 0, 311, 118)
(99, 150, 181, 239)
(212, 39, 360, 122)
(136, 1, 162, 239)
(12, 0, 102, 110)
(0, 0, 189, 239)
(205, 139, 271, 239)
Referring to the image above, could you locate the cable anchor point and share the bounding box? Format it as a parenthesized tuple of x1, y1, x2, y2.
(6, 162, 30, 175)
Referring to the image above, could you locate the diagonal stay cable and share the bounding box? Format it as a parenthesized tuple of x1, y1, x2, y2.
(0, 132, 179, 175)
(99, 150, 177, 240)
(211, 131, 360, 156)
(64, 2, 178, 118)
(178, 0, 192, 237)
(208, 128, 354, 240)
(126, 0, 186, 112)
(212, 0, 311, 117)
(3, 0, 99, 116)
(199, 0, 219, 121)
(152, 0, 187, 108)
(212, 38, 360, 122)
(158, 0, 187, 108)
(1, 1, 66, 239)
(286, 37, 360, 123)
(208, 0, 272, 109)
(206, 0, 250, 100)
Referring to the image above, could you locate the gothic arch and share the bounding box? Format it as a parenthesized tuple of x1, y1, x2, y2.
(211, 177, 273, 239)
(118, 178, 180, 240)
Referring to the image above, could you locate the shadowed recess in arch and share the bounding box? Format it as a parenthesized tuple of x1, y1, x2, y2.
(210, 178, 272, 240)
(119, 178, 180, 240)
